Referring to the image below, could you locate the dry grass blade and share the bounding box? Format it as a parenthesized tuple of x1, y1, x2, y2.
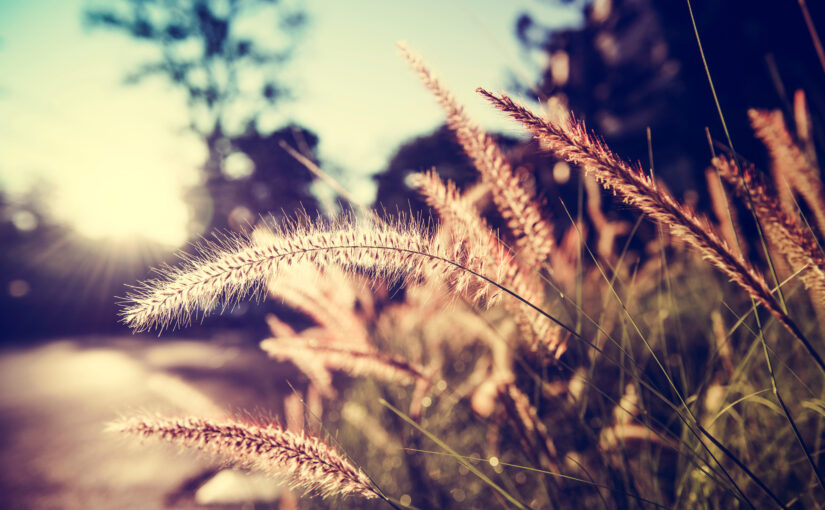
(278, 140, 376, 220)
(794, 90, 819, 168)
(260, 337, 429, 386)
(478, 88, 825, 373)
(109, 414, 380, 499)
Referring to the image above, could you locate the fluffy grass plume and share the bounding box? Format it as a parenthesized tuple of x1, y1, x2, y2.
(264, 260, 373, 348)
(122, 214, 516, 333)
(109, 414, 379, 499)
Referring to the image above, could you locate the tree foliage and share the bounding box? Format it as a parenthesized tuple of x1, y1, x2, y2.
(85, 0, 306, 142)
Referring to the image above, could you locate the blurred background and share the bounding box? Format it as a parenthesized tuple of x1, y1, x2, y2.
(1, 0, 823, 507)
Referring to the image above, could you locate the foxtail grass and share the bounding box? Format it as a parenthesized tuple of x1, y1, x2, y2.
(115, 41, 825, 510)
(122, 214, 511, 333)
(109, 414, 380, 499)
(409, 169, 562, 354)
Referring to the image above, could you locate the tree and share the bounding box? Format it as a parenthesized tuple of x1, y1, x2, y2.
(86, 0, 319, 234)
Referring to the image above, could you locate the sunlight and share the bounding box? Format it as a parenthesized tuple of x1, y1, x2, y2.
(0, 0, 206, 249)
(55, 169, 190, 246)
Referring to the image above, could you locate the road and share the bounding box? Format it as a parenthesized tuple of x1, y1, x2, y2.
(0, 336, 292, 509)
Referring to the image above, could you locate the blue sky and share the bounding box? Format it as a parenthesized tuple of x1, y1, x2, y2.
(0, 0, 580, 245)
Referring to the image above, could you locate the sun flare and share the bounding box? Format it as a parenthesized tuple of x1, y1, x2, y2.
(55, 170, 190, 247)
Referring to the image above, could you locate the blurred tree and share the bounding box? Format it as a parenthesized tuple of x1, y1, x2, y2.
(85, 0, 319, 234)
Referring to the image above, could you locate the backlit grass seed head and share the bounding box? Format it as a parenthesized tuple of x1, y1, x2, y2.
(109, 414, 379, 499)
(121, 214, 507, 333)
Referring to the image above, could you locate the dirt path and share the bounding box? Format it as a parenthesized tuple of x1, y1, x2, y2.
(0, 336, 293, 509)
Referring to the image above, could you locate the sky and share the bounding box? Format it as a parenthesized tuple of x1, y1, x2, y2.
(0, 0, 581, 246)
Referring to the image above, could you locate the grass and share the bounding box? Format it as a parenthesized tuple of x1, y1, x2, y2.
(112, 37, 825, 510)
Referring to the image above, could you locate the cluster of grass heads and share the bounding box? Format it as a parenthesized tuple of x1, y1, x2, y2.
(113, 30, 825, 510)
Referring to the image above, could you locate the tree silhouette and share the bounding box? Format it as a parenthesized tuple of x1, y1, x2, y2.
(85, 0, 305, 155)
